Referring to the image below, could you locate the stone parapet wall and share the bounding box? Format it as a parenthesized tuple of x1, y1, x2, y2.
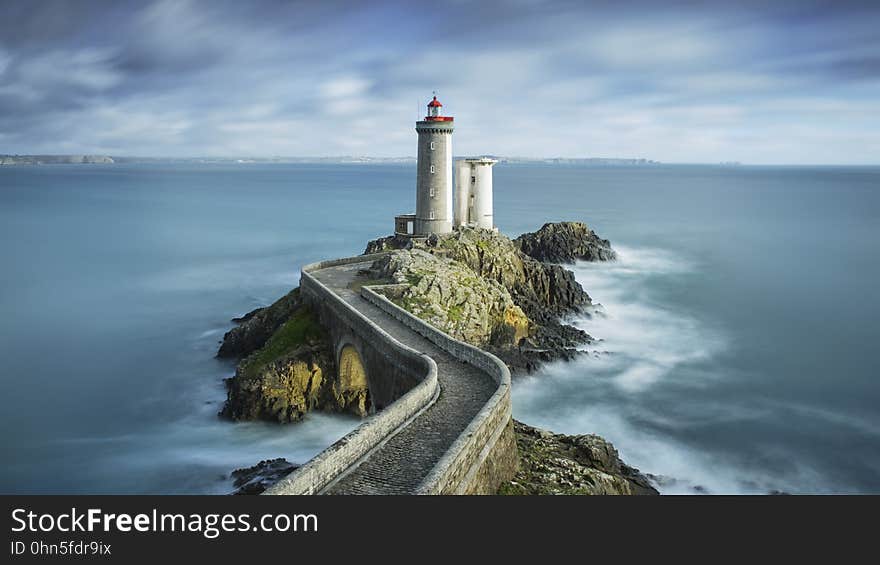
(362, 285, 518, 494)
(264, 256, 439, 495)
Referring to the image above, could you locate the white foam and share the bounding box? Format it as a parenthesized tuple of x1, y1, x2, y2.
(514, 245, 875, 493)
(52, 411, 360, 494)
(511, 244, 798, 493)
(513, 362, 827, 494)
(566, 245, 724, 394)
(197, 328, 225, 339)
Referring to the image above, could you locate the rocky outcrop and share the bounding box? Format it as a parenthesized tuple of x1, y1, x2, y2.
(370, 249, 531, 347)
(429, 227, 592, 318)
(499, 421, 658, 495)
(366, 227, 602, 373)
(230, 458, 299, 495)
(515, 221, 616, 263)
(364, 234, 412, 254)
(219, 300, 370, 423)
(370, 226, 603, 323)
(436, 229, 598, 373)
(223, 343, 333, 423)
(217, 288, 303, 359)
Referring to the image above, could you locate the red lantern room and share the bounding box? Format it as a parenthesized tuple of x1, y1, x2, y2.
(425, 95, 453, 122)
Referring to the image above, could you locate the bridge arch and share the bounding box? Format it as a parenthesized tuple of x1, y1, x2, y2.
(335, 341, 372, 415)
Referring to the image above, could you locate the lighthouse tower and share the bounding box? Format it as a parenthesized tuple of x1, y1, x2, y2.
(413, 95, 454, 235)
(454, 157, 498, 230)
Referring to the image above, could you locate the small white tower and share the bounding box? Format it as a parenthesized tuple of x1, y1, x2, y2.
(454, 157, 498, 230)
(413, 95, 454, 235)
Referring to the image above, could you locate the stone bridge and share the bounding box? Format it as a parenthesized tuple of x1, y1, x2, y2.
(264, 253, 518, 495)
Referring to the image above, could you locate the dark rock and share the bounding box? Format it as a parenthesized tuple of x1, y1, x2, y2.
(515, 221, 616, 264)
(363, 234, 412, 254)
(217, 288, 303, 359)
(230, 458, 299, 495)
(515, 258, 592, 321)
(489, 319, 592, 374)
(489, 345, 584, 375)
(499, 420, 658, 495)
(231, 307, 263, 324)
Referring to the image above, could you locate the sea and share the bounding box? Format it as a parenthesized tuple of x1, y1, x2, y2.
(1, 162, 877, 494)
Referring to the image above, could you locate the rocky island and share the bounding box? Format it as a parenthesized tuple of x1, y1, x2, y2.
(217, 222, 657, 495)
(213, 94, 657, 496)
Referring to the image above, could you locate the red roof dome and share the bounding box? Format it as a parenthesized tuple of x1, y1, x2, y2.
(427, 96, 443, 107)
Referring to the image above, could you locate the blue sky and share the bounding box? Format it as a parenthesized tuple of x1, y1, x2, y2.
(1, 0, 878, 163)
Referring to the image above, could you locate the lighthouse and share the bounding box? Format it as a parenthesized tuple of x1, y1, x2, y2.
(393, 94, 497, 238)
(413, 95, 454, 235)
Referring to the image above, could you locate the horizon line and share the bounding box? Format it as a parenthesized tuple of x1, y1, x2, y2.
(3, 153, 880, 167)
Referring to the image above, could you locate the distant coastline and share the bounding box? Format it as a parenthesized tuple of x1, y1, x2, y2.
(1, 154, 659, 166)
(0, 155, 114, 165)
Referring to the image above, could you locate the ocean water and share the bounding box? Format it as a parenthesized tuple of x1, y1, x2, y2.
(1, 163, 878, 494)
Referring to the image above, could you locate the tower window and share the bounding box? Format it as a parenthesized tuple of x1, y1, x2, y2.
(429, 211, 435, 220)
(471, 176, 476, 184)
(430, 165, 435, 174)
(430, 186, 435, 197)
(430, 141, 435, 150)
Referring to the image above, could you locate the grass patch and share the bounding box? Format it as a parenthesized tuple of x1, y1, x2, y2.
(394, 292, 431, 314)
(240, 306, 324, 379)
(440, 236, 459, 249)
(447, 304, 465, 322)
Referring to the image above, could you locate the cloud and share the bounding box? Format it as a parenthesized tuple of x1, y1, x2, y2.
(0, 49, 10, 77)
(17, 48, 122, 91)
(0, 0, 878, 163)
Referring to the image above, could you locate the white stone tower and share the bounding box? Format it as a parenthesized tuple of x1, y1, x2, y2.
(454, 157, 498, 230)
(413, 95, 454, 235)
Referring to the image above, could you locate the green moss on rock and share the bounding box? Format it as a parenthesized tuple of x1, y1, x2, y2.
(217, 288, 304, 359)
(220, 298, 370, 423)
(371, 249, 531, 347)
(239, 306, 324, 380)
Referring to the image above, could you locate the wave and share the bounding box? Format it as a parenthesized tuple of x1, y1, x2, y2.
(514, 244, 880, 493)
(40, 412, 360, 494)
(511, 244, 797, 494)
(569, 245, 723, 394)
